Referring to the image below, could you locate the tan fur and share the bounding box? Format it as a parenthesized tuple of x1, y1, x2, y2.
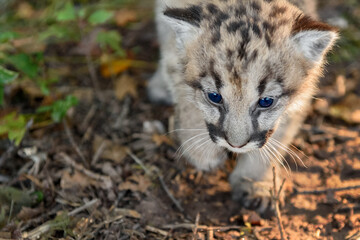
(149, 0, 338, 216)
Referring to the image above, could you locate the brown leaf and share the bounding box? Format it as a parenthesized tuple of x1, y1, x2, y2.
(152, 134, 174, 147)
(100, 59, 133, 78)
(17, 205, 44, 221)
(113, 208, 141, 219)
(16, 2, 35, 19)
(93, 135, 128, 163)
(60, 170, 98, 189)
(329, 94, 360, 124)
(114, 74, 138, 100)
(118, 175, 151, 193)
(115, 9, 137, 26)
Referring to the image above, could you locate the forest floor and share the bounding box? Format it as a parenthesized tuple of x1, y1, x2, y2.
(0, 0, 360, 239)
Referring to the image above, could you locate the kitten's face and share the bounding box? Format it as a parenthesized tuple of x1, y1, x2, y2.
(186, 39, 304, 153)
(164, 0, 337, 153)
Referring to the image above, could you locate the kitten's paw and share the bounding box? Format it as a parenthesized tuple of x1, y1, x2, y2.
(231, 178, 281, 218)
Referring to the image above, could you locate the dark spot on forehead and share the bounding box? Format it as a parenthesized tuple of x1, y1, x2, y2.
(226, 49, 234, 59)
(269, 5, 288, 18)
(207, 3, 220, 14)
(251, 2, 261, 11)
(212, 30, 221, 44)
(251, 23, 262, 38)
(263, 21, 275, 35)
(235, 6, 247, 17)
(209, 59, 223, 89)
(265, 32, 272, 48)
(227, 21, 245, 33)
(187, 80, 203, 90)
(258, 75, 268, 95)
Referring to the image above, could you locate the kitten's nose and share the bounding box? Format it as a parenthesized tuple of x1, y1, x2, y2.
(227, 140, 250, 149)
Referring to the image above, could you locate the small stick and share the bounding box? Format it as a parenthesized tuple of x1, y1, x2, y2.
(126, 149, 152, 176)
(91, 141, 107, 166)
(294, 185, 360, 195)
(158, 175, 184, 213)
(127, 150, 185, 213)
(59, 152, 111, 186)
(163, 224, 245, 231)
(271, 166, 286, 240)
(192, 213, 200, 240)
(145, 226, 168, 237)
(68, 199, 99, 216)
(63, 120, 88, 167)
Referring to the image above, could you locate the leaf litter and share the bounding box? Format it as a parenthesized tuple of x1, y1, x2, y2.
(0, 0, 360, 239)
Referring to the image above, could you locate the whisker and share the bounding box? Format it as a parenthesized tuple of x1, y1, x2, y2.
(175, 132, 208, 156)
(267, 141, 291, 176)
(165, 128, 207, 135)
(176, 136, 209, 161)
(270, 138, 307, 168)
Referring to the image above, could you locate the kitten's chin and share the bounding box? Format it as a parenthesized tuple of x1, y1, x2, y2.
(187, 153, 225, 171)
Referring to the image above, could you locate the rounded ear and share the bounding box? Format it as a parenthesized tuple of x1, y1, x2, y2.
(290, 15, 339, 64)
(163, 5, 203, 49)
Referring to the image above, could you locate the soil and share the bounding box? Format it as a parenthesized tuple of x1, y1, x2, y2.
(0, 0, 360, 239)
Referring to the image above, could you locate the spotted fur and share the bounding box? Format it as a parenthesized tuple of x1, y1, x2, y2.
(148, 0, 338, 216)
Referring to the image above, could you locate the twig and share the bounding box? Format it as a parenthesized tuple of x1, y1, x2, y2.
(58, 152, 112, 188)
(192, 213, 200, 240)
(85, 50, 104, 102)
(294, 185, 360, 195)
(145, 226, 168, 237)
(113, 96, 131, 129)
(91, 141, 107, 166)
(68, 199, 99, 216)
(126, 149, 184, 213)
(126, 149, 152, 176)
(63, 120, 88, 167)
(163, 224, 245, 231)
(158, 175, 184, 213)
(271, 166, 286, 240)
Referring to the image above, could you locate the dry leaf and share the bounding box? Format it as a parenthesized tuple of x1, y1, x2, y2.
(118, 175, 151, 193)
(114, 74, 138, 100)
(93, 135, 128, 163)
(329, 94, 360, 124)
(113, 208, 141, 219)
(60, 170, 98, 189)
(101, 59, 133, 77)
(115, 9, 137, 26)
(17, 205, 44, 221)
(16, 2, 35, 19)
(152, 134, 174, 146)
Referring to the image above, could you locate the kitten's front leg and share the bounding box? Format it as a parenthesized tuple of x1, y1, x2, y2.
(230, 151, 282, 218)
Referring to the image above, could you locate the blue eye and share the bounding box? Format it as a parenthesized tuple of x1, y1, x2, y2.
(208, 92, 223, 104)
(258, 97, 274, 108)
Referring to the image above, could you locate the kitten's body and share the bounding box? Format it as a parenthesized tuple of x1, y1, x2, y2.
(149, 0, 337, 215)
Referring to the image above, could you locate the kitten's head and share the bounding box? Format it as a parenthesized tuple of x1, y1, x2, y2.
(164, 0, 338, 154)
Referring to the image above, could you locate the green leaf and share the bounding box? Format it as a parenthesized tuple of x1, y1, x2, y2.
(37, 95, 78, 123)
(96, 30, 124, 56)
(0, 113, 27, 146)
(88, 10, 113, 25)
(56, 1, 76, 22)
(7, 54, 39, 79)
(39, 25, 79, 42)
(0, 31, 19, 43)
(0, 65, 18, 85)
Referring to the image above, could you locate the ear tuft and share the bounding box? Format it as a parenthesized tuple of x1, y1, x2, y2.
(164, 5, 203, 27)
(291, 14, 339, 63)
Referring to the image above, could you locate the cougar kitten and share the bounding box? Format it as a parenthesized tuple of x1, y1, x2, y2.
(148, 0, 338, 216)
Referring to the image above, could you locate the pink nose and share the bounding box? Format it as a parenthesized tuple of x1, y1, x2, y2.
(227, 141, 249, 149)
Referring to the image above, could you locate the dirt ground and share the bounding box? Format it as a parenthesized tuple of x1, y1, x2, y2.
(1, 0, 360, 239)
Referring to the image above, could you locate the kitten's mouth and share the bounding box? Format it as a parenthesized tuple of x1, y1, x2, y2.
(226, 140, 250, 149)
